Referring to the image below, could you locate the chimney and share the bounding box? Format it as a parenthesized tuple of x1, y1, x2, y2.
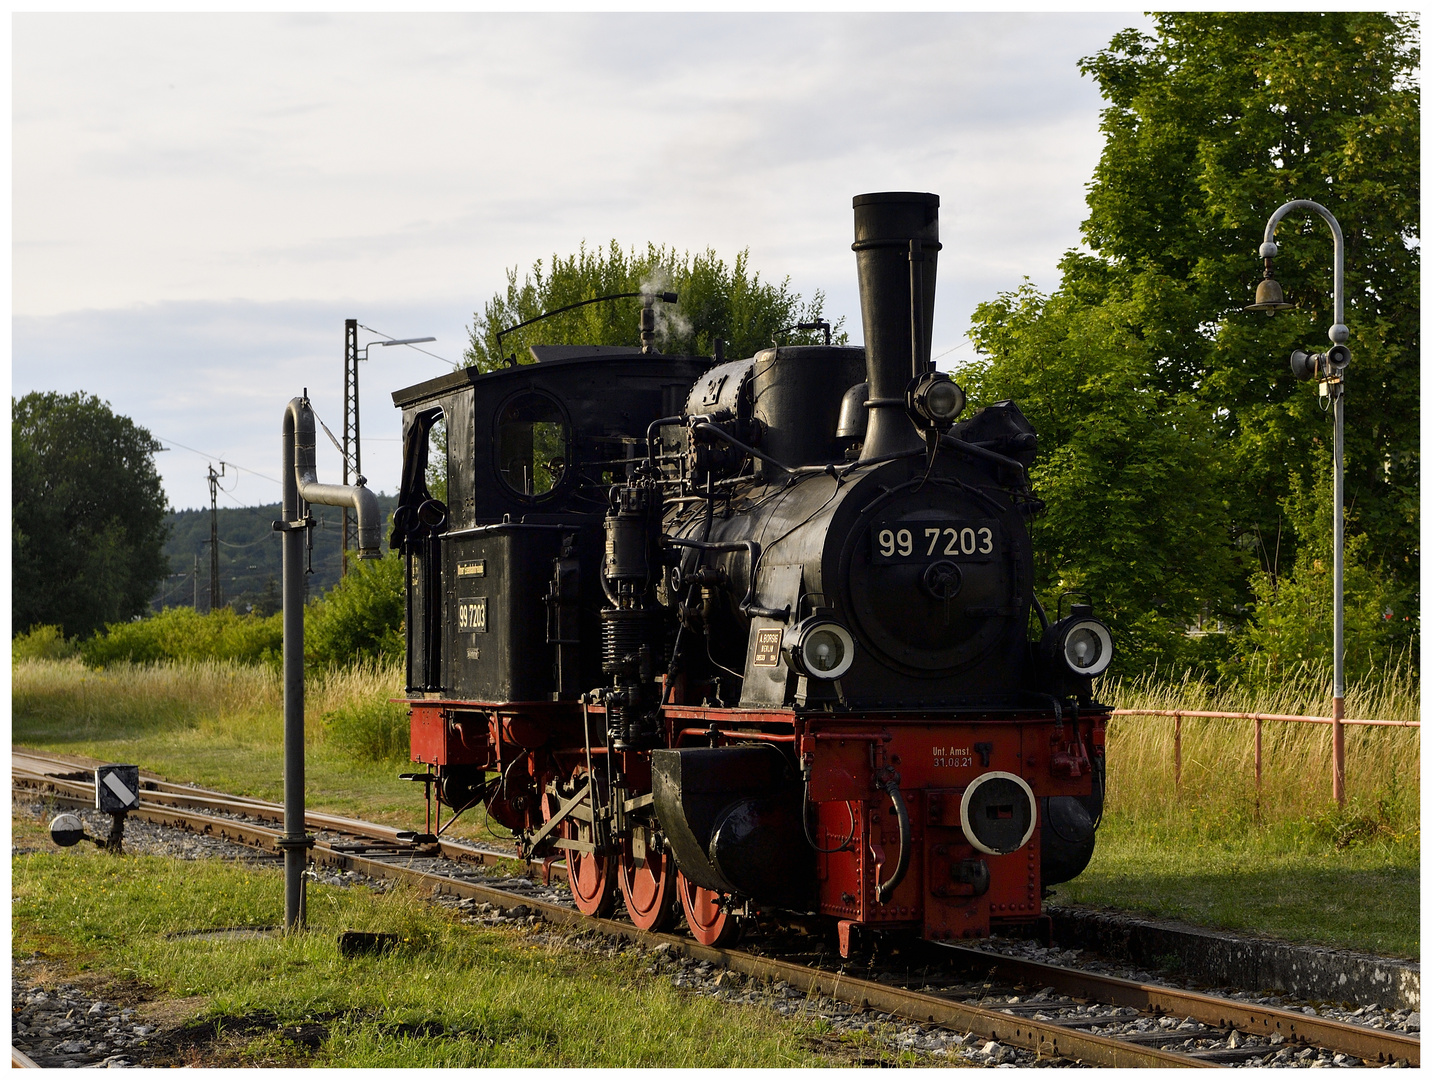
(851, 192, 940, 460)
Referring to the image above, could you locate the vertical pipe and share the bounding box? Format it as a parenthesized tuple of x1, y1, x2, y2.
(1332, 697, 1346, 807)
(281, 399, 308, 931)
(1174, 713, 1182, 794)
(1261, 201, 1348, 809)
(1332, 384, 1347, 807)
(1254, 718, 1263, 823)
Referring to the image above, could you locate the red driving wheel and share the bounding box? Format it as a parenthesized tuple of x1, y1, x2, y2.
(677, 870, 739, 946)
(618, 827, 676, 932)
(544, 774, 615, 918)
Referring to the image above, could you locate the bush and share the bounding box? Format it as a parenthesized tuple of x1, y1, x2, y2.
(12, 624, 80, 662)
(322, 697, 411, 763)
(80, 607, 282, 666)
(305, 550, 405, 668)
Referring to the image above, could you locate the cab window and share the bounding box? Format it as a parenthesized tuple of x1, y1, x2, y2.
(496, 393, 568, 497)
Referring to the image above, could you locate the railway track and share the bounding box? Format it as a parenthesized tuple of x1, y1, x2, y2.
(12, 748, 1419, 1069)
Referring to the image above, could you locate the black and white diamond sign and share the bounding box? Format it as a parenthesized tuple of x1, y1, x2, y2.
(95, 764, 140, 812)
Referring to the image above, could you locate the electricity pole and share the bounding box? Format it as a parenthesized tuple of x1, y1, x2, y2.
(208, 463, 226, 613)
(342, 319, 359, 578)
(341, 321, 435, 575)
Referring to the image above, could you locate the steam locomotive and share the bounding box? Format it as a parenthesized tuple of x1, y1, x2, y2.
(389, 192, 1112, 954)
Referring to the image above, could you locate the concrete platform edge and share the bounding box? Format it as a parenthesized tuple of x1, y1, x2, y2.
(1048, 906, 1420, 1011)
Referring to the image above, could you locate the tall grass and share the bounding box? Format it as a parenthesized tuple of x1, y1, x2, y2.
(1097, 661, 1420, 833)
(11, 656, 407, 759)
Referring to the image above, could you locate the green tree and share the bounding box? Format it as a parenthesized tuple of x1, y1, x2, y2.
(305, 549, 405, 667)
(966, 279, 1237, 673)
(466, 241, 844, 370)
(1237, 453, 1414, 684)
(13, 391, 170, 640)
(968, 13, 1418, 673)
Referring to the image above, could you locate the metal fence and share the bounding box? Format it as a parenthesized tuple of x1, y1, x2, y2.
(1111, 708, 1420, 814)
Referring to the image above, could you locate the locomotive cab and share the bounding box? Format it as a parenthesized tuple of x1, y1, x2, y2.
(391, 347, 712, 702)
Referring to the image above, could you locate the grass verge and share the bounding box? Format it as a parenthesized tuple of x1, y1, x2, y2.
(11, 840, 901, 1067)
(1047, 812, 1419, 958)
(1056, 665, 1421, 958)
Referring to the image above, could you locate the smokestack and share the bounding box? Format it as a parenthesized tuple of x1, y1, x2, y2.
(852, 192, 940, 459)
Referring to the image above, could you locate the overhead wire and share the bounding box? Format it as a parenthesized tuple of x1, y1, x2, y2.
(153, 434, 279, 486)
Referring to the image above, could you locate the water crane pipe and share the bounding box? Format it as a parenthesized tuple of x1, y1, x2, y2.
(277, 395, 382, 931)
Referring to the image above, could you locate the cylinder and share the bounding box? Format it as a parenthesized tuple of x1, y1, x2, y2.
(851, 192, 941, 459)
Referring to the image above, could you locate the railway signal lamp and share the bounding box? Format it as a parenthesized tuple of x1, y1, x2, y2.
(48, 813, 89, 848)
(1246, 198, 1351, 806)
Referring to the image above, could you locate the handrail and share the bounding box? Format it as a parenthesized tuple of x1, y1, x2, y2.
(1111, 707, 1417, 812)
(1113, 708, 1418, 728)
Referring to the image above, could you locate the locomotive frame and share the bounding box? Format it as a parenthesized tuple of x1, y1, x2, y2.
(389, 192, 1113, 954)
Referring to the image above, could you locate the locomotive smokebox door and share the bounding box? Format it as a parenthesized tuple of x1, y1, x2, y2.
(95, 764, 140, 812)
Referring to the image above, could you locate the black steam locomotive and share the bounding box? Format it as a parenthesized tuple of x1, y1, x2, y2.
(390, 192, 1112, 952)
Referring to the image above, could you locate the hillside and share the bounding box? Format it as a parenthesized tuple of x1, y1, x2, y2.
(152, 493, 400, 614)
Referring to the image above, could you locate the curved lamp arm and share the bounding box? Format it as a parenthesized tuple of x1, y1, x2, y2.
(1259, 199, 1347, 344)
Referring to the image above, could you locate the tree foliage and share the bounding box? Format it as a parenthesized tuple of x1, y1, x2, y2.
(80, 607, 282, 667)
(966, 13, 1418, 675)
(13, 391, 171, 640)
(304, 549, 405, 668)
(466, 241, 844, 370)
(966, 280, 1237, 673)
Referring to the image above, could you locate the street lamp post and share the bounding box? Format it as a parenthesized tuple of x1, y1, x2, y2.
(1245, 199, 1351, 807)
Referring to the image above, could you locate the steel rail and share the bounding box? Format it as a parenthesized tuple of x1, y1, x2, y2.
(305, 847, 1213, 1067)
(11, 756, 540, 877)
(11, 1046, 42, 1069)
(13, 752, 1417, 1067)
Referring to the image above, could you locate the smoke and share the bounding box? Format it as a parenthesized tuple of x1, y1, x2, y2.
(640, 270, 691, 346)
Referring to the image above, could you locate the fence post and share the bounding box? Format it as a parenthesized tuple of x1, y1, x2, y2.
(1174, 713, 1182, 794)
(1254, 717, 1263, 823)
(1332, 697, 1346, 807)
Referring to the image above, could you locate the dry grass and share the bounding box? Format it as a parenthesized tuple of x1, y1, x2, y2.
(11, 658, 421, 827)
(1097, 662, 1420, 831)
(11, 656, 403, 750)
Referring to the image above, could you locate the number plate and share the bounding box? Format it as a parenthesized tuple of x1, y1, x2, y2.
(458, 597, 488, 633)
(871, 519, 998, 564)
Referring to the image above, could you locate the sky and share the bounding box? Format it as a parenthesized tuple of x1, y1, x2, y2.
(13, 12, 1152, 511)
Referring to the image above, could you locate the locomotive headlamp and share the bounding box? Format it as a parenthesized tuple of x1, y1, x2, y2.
(906, 371, 966, 431)
(785, 617, 855, 680)
(1042, 607, 1114, 679)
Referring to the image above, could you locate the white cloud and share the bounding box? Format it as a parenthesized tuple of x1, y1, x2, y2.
(13, 11, 1149, 510)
